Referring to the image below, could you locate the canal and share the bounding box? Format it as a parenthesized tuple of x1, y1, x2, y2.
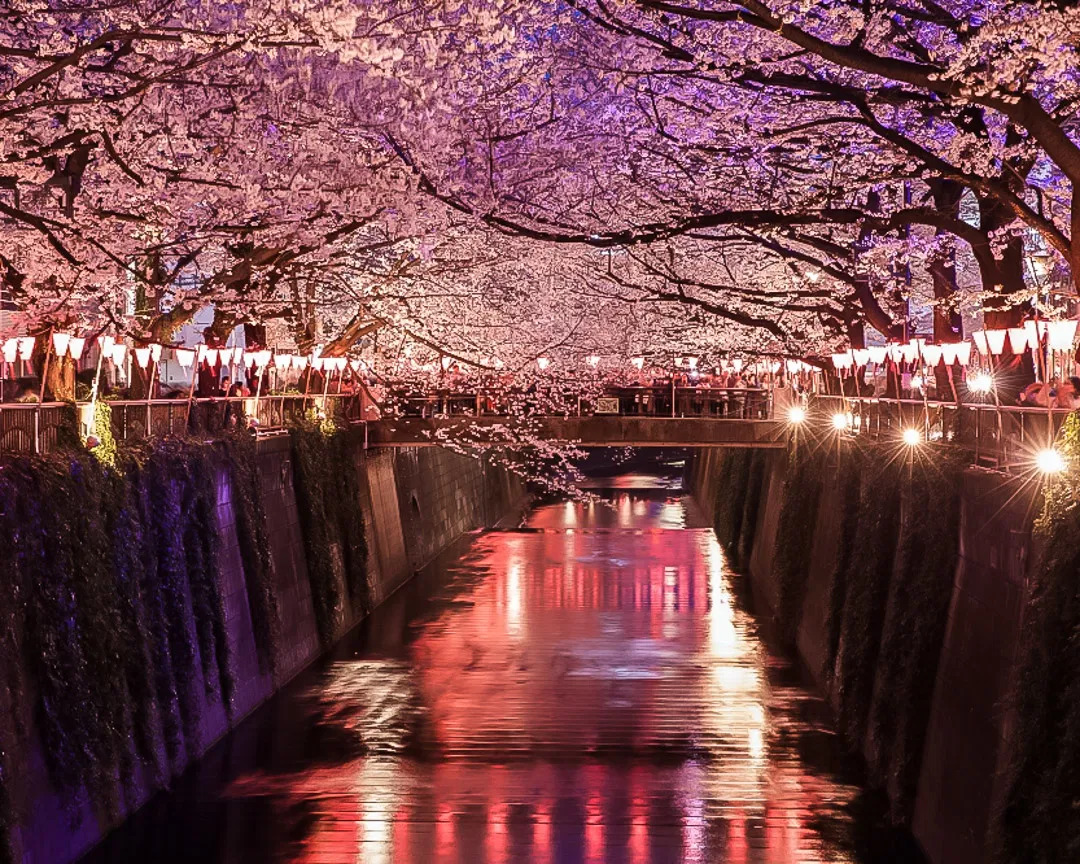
(84, 471, 920, 863)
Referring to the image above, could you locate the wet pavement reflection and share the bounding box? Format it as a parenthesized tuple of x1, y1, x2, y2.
(85, 475, 920, 864)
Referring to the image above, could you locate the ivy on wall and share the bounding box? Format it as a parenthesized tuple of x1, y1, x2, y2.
(735, 450, 767, 570)
(713, 448, 749, 557)
(996, 412, 1080, 862)
(223, 435, 281, 675)
(867, 447, 965, 822)
(771, 442, 826, 647)
(834, 451, 903, 747)
(289, 416, 370, 647)
(822, 443, 865, 683)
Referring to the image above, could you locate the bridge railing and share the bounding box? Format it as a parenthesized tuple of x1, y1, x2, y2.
(814, 395, 1071, 468)
(387, 386, 774, 420)
(0, 394, 365, 455)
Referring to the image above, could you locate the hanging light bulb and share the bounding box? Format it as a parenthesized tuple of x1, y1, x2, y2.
(51, 332, 71, 357)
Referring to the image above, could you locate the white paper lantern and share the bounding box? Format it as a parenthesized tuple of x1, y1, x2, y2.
(68, 336, 86, 361)
(731, 358, 744, 372)
(866, 346, 886, 365)
(311, 357, 324, 372)
(349, 358, 362, 372)
(204, 348, 219, 366)
(831, 352, 851, 369)
(134, 347, 152, 369)
(98, 334, 115, 356)
(851, 349, 871, 367)
(941, 343, 959, 365)
(149, 343, 162, 363)
(232, 346, 244, 365)
(274, 353, 292, 370)
(52, 332, 71, 357)
(887, 342, 905, 363)
(110, 343, 127, 366)
(175, 348, 195, 367)
(972, 331, 989, 356)
(921, 344, 942, 366)
(294, 356, 308, 371)
(587, 355, 600, 368)
(1007, 327, 1030, 354)
(1047, 319, 1078, 352)
(631, 356, 645, 370)
(985, 329, 1008, 355)
(901, 343, 919, 364)
(2, 339, 17, 363)
(955, 341, 972, 366)
(537, 357, 551, 371)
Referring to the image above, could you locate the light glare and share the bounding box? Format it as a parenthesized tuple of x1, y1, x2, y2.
(787, 406, 806, 424)
(903, 428, 921, 446)
(1036, 448, 1066, 475)
(831, 412, 849, 431)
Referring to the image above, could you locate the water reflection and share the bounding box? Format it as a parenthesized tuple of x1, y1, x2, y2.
(85, 475, 918, 864)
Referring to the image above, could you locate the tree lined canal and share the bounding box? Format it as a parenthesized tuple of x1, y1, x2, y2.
(85, 472, 918, 863)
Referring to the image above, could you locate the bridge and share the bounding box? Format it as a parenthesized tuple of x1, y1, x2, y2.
(364, 415, 789, 448)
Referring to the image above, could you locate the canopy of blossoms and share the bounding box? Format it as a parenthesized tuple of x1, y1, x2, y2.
(2, 0, 1079, 390)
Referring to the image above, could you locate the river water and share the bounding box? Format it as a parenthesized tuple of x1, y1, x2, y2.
(85, 472, 919, 863)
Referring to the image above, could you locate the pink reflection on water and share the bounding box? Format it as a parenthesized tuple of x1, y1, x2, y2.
(221, 489, 864, 864)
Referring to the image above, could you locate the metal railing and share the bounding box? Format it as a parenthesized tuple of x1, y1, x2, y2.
(388, 386, 774, 420)
(815, 395, 1071, 468)
(0, 394, 366, 455)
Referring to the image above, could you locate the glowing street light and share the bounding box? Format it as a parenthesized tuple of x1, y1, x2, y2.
(831, 412, 850, 431)
(968, 373, 993, 394)
(787, 405, 807, 424)
(1036, 448, 1066, 475)
(903, 428, 922, 447)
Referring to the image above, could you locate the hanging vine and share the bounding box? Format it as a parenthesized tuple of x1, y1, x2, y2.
(771, 441, 826, 647)
(996, 413, 1080, 862)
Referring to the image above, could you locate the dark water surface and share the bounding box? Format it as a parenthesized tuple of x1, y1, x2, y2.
(85, 475, 919, 864)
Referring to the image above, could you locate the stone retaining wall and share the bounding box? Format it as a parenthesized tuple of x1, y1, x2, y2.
(14, 440, 525, 864)
(689, 448, 1034, 864)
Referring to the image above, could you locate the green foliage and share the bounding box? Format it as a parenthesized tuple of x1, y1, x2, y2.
(735, 450, 767, 570)
(772, 443, 826, 647)
(822, 443, 865, 683)
(713, 449, 750, 557)
(0, 434, 243, 858)
(223, 434, 280, 675)
(834, 451, 903, 746)
(289, 417, 370, 647)
(867, 447, 965, 822)
(996, 412, 1080, 862)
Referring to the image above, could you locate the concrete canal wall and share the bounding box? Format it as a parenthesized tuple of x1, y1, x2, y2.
(10, 441, 525, 864)
(689, 447, 1034, 864)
